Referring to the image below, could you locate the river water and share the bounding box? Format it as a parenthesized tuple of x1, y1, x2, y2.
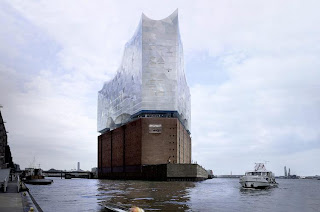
(27, 178, 320, 212)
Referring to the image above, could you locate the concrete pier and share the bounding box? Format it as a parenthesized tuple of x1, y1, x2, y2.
(0, 175, 42, 212)
(0, 183, 22, 212)
(167, 164, 208, 181)
(0, 180, 23, 212)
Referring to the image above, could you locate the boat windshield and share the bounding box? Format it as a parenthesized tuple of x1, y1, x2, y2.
(246, 172, 270, 176)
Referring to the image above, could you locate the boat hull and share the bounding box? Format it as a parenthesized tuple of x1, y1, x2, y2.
(240, 163, 277, 189)
(240, 181, 270, 189)
(239, 175, 274, 189)
(25, 179, 53, 185)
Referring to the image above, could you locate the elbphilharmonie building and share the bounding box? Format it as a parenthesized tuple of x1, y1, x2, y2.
(97, 10, 204, 180)
(98, 9, 190, 133)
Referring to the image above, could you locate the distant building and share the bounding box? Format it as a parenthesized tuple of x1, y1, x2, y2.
(284, 166, 287, 177)
(77, 162, 80, 171)
(0, 108, 14, 169)
(207, 170, 214, 179)
(14, 163, 20, 171)
(91, 167, 98, 178)
(47, 168, 62, 172)
(98, 10, 193, 180)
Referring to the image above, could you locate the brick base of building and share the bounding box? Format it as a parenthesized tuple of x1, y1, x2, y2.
(98, 117, 206, 181)
(98, 164, 208, 181)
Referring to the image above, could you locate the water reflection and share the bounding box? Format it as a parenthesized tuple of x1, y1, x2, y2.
(97, 180, 195, 211)
(239, 187, 275, 196)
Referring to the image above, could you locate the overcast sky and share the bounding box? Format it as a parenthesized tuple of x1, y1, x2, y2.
(0, 0, 319, 175)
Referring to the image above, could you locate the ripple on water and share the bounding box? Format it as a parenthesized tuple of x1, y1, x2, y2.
(27, 178, 320, 212)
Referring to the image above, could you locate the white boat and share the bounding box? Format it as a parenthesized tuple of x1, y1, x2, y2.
(239, 163, 277, 189)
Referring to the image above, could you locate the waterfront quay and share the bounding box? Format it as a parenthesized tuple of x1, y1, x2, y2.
(0, 170, 42, 212)
(0, 173, 22, 212)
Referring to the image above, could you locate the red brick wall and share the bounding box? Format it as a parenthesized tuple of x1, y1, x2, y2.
(99, 132, 112, 168)
(141, 118, 178, 165)
(98, 117, 191, 175)
(175, 120, 191, 164)
(112, 127, 124, 168)
(125, 119, 142, 166)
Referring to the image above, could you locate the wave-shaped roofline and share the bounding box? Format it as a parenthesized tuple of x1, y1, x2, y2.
(142, 9, 178, 21)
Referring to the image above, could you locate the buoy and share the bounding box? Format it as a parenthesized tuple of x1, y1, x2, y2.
(29, 207, 34, 212)
(130, 206, 145, 212)
(23, 192, 26, 196)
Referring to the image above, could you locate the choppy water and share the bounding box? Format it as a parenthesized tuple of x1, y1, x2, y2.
(27, 178, 320, 212)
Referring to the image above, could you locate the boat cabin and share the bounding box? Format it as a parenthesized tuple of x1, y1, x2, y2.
(245, 171, 272, 176)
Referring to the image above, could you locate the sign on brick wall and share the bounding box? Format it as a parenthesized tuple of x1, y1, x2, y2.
(149, 124, 162, 133)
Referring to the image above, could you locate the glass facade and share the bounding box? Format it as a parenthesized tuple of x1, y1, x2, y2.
(98, 10, 190, 133)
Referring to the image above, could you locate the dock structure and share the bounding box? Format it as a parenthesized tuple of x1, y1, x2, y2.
(42, 170, 93, 179)
(0, 172, 43, 212)
(0, 180, 22, 212)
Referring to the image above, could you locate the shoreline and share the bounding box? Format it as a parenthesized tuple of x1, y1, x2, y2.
(0, 181, 43, 212)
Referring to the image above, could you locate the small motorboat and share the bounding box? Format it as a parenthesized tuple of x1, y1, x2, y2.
(239, 163, 277, 189)
(23, 168, 53, 185)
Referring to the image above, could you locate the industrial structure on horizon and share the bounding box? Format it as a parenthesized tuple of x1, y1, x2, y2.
(97, 10, 207, 180)
(284, 166, 298, 179)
